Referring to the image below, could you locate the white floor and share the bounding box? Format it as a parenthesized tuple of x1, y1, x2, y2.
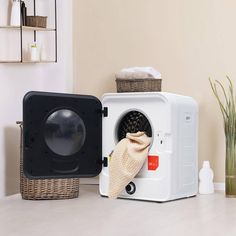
(0, 185, 235, 236)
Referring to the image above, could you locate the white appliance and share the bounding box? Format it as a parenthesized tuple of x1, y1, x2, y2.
(23, 91, 198, 202)
(99, 92, 198, 202)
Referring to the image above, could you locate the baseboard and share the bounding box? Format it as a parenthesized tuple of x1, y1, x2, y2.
(80, 178, 99, 185)
(214, 182, 225, 191)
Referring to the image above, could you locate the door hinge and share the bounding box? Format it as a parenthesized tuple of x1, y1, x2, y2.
(102, 157, 108, 167)
(97, 157, 108, 167)
(102, 107, 108, 117)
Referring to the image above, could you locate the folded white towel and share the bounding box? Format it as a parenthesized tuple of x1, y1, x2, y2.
(116, 67, 161, 79)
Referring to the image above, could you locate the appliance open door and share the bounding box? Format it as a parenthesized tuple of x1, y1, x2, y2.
(23, 91, 103, 179)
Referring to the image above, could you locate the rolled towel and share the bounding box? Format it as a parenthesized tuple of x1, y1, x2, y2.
(108, 131, 151, 198)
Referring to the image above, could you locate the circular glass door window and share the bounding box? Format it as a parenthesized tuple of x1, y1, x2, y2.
(117, 111, 152, 141)
(44, 109, 86, 156)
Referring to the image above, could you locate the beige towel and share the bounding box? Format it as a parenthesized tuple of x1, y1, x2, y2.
(108, 131, 151, 198)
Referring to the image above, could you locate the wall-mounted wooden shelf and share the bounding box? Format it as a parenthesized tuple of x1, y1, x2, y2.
(0, 26, 20, 29)
(0, 26, 56, 31)
(22, 60, 56, 63)
(0, 60, 21, 63)
(0, 60, 56, 63)
(0, 0, 57, 63)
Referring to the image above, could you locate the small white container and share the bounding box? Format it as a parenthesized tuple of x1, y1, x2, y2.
(199, 161, 214, 194)
(10, 0, 21, 26)
(30, 42, 39, 62)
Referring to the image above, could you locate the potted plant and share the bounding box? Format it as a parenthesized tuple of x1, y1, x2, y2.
(210, 76, 236, 197)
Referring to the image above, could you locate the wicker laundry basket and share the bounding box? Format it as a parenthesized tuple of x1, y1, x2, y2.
(17, 122, 80, 200)
(116, 78, 162, 92)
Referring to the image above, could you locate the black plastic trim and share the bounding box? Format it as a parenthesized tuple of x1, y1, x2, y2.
(103, 157, 108, 167)
(102, 107, 108, 117)
(23, 91, 103, 179)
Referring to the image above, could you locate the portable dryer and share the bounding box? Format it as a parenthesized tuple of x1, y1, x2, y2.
(23, 91, 198, 202)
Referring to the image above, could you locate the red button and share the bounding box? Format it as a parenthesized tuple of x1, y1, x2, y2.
(148, 155, 159, 171)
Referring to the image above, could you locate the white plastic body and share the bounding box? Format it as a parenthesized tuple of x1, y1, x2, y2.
(10, 0, 21, 26)
(99, 92, 198, 202)
(199, 161, 214, 194)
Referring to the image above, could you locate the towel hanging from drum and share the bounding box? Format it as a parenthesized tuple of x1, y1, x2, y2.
(108, 132, 151, 198)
